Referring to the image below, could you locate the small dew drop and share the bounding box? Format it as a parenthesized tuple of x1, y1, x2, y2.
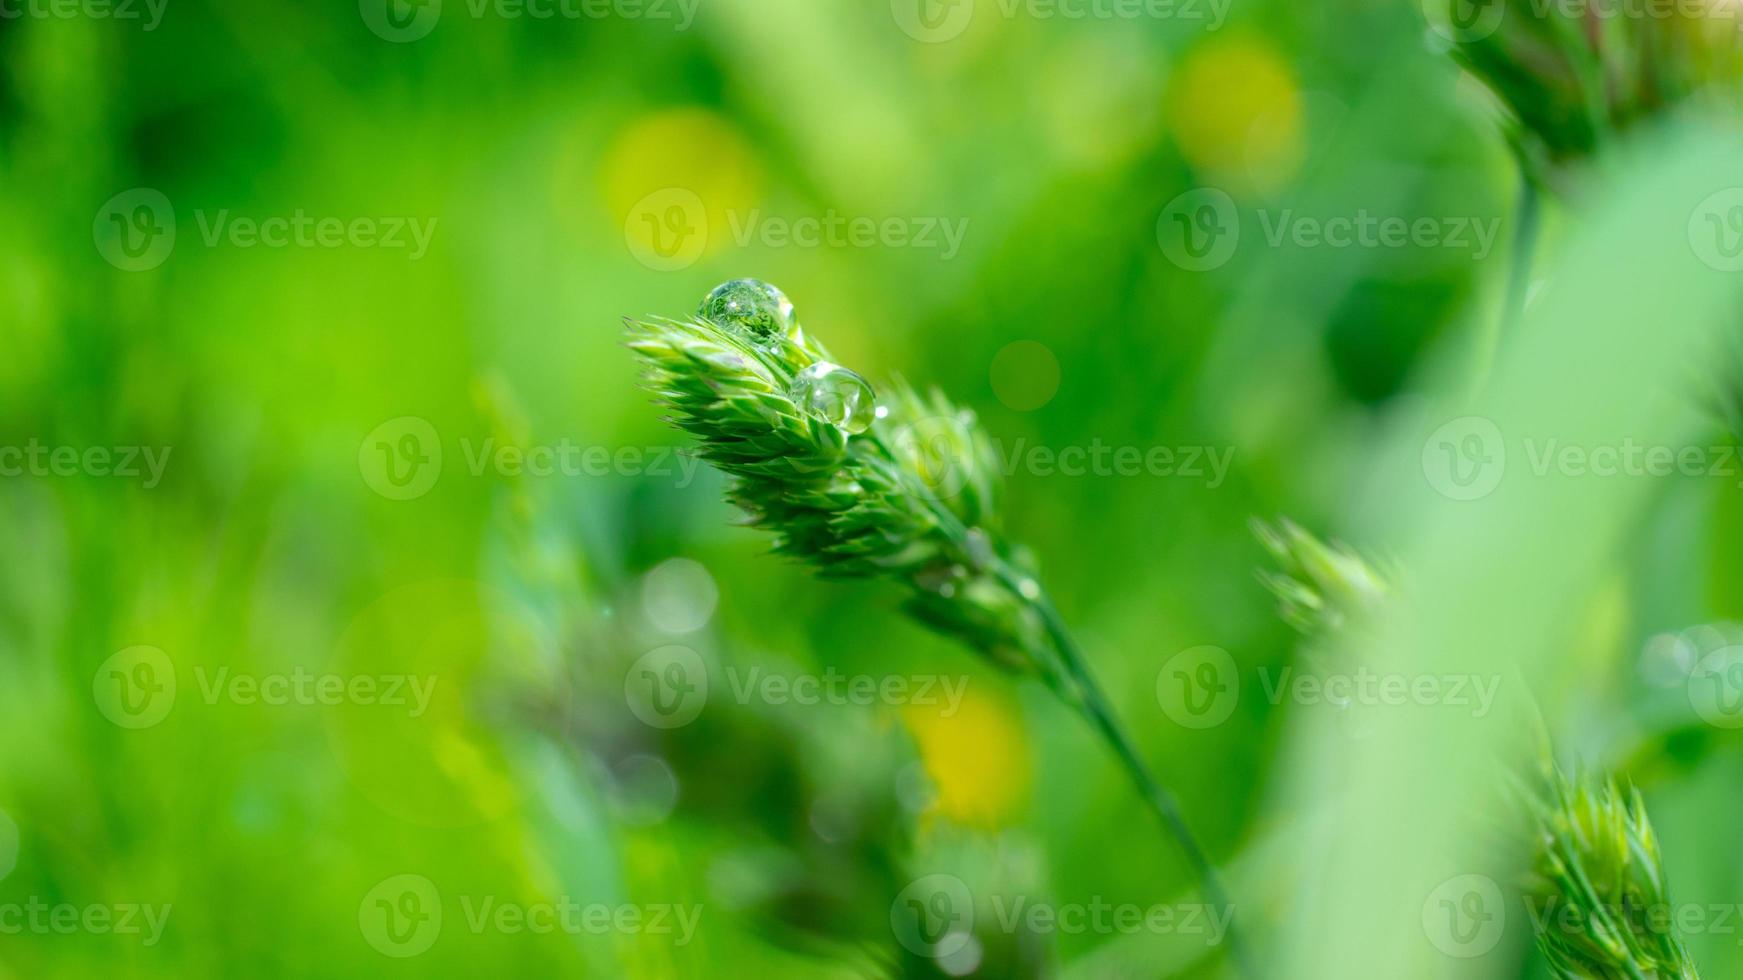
(789, 361, 877, 434)
(1335, 700, 1376, 741)
(699, 279, 795, 341)
(1641, 632, 1696, 688)
(825, 472, 863, 498)
(641, 557, 719, 634)
(938, 933, 984, 976)
(916, 563, 968, 596)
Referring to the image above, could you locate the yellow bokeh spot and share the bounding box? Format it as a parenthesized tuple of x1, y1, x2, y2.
(593, 108, 763, 270)
(1575, 574, 1630, 674)
(903, 689, 1029, 828)
(1167, 36, 1303, 193)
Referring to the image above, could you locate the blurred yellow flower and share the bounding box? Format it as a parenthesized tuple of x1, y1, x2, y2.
(902, 689, 1030, 828)
(1167, 36, 1303, 194)
(594, 108, 763, 271)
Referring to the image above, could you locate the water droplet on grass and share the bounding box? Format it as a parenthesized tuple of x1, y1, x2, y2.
(789, 361, 876, 434)
(699, 278, 795, 341)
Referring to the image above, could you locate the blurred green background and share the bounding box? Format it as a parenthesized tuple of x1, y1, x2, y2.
(3, 0, 1743, 976)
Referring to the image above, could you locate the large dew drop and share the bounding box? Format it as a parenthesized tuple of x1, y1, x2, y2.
(698, 279, 795, 341)
(789, 361, 876, 434)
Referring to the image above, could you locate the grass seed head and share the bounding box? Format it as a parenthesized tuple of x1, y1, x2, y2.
(1522, 767, 1701, 980)
(628, 281, 1045, 669)
(1252, 518, 1388, 635)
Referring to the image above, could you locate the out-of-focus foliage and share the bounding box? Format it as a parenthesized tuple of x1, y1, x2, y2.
(3, 0, 1743, 978)
(1435, 0, 1743, 181)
